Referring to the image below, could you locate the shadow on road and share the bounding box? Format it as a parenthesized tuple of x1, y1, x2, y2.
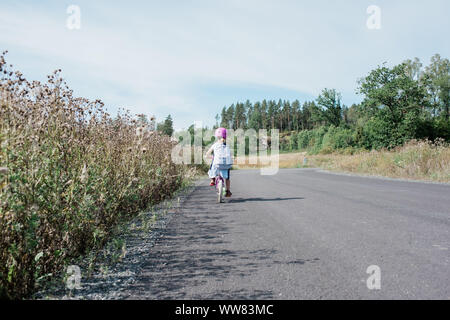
(125, 185, 282, 299)
(124, 185, 311, 299)
(273, 258, 320, 265)
(230, 197, 304, 203)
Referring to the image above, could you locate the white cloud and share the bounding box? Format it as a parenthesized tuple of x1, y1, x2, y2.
(0, 0, 449, 129)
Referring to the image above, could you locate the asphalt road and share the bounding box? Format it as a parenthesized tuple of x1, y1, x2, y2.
(127, 169, 450, 300)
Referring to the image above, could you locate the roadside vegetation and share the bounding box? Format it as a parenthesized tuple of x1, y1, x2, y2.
(235, 140, 449, 183)
(307, 139, 450, 182)
(0, 52, 190, 299)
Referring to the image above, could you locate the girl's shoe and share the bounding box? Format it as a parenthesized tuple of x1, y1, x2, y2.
(225, 190, 232, 197)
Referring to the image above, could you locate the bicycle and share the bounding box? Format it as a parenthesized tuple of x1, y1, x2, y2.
(215, 171, 226, 203)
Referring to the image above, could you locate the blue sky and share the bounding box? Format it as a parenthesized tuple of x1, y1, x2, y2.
(1, 0, 449, 130)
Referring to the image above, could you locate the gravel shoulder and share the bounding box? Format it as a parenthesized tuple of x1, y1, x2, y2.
(35, 179, 203, 300)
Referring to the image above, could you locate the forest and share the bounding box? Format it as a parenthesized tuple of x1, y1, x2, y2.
(214, 54, 449, 153)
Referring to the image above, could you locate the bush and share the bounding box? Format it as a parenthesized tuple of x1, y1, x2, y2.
(359, 117, 400, 149)
(289, 132, 298, 151)
(322, 126, 355, 150)
(0, 55, 184, 299)
(297, 130, 314, 150)
(309, 126, 329, 154)
(433, 117, 450, 141)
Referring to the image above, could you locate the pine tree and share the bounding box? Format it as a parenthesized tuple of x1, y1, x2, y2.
(235, 102, 246, 129)
(220, 107, 228, 127)
(157, 114, 174, 136)
(261, 99, 268, 129)
(292, 100, 301, 131)
(227, 105, 235, 129)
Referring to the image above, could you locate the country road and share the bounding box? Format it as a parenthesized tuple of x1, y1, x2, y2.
(125, 169, 450, 300)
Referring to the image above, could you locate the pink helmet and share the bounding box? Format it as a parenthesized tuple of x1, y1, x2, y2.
(215, 127, 227, 139)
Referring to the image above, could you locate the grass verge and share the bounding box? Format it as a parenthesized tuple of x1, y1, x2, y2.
(233, 140, 450, 183)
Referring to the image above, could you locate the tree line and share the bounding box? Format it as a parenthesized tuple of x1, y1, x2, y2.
(215, 54, 449, 152)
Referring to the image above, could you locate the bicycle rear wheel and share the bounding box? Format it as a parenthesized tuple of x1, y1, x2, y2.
(217, 179, 223, 203)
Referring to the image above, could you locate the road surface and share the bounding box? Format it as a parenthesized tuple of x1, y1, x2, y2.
(127, 169, 450, 299)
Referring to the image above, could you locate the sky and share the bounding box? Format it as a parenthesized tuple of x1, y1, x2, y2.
(0, 0, 449, 130)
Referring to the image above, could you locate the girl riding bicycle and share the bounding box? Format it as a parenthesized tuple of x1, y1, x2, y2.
(205, 127, 233, 198)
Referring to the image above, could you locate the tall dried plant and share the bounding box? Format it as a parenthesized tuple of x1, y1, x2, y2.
(0, 52, 184, 299)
